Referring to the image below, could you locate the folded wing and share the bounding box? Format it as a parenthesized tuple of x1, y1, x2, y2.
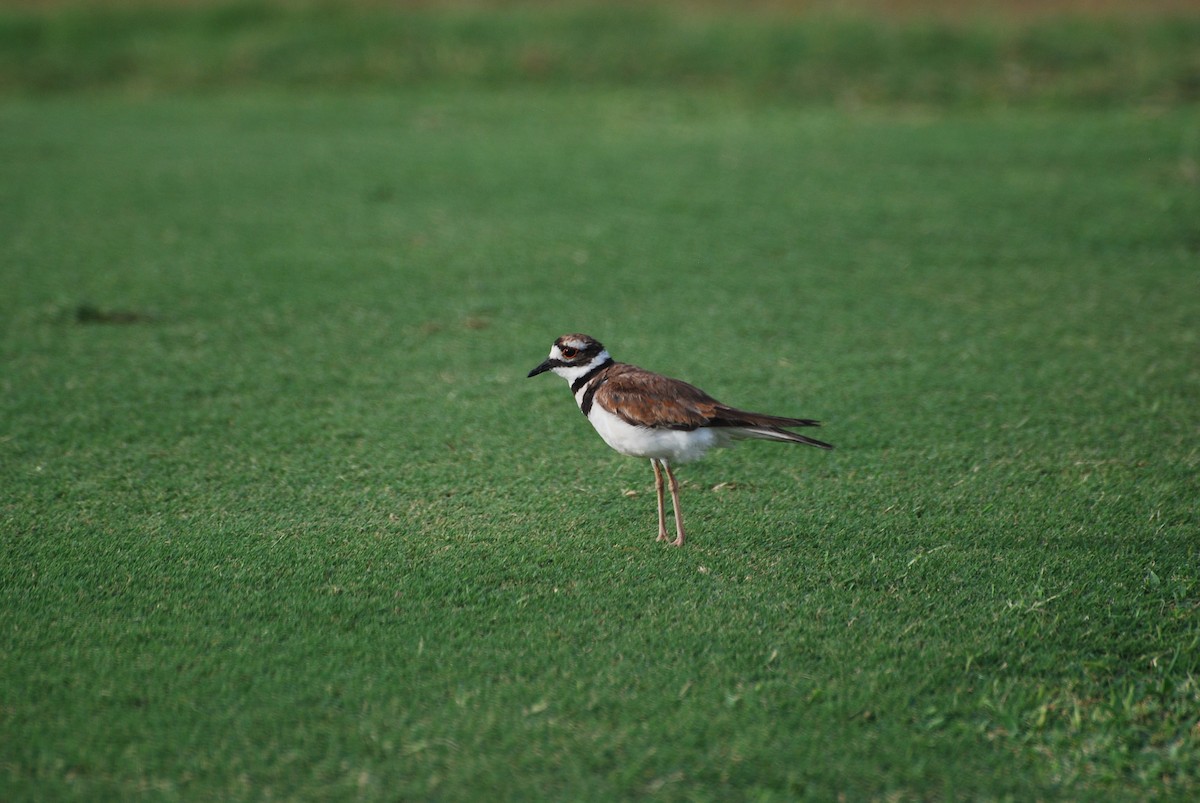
(593, 364, 833, 449)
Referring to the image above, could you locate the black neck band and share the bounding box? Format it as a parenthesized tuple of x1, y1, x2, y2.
(570, 358, 613, 394)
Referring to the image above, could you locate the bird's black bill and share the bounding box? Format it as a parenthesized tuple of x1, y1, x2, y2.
(527, 359, 554, 378)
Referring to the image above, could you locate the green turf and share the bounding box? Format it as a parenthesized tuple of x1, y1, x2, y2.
(2, 86, 1198, 798)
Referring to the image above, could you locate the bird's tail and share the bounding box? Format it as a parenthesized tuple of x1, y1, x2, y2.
(710, 408, 834, 450)
(731, 426, 834, 449)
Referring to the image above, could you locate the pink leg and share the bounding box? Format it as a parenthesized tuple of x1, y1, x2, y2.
(652, 460, 669, 542)
(664, 462, 686, 547)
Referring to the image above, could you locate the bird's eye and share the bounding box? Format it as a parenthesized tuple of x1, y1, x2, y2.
(561, 347, 578, 359)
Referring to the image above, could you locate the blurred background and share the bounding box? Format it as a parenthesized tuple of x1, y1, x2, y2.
(3, 0, 1198, 107)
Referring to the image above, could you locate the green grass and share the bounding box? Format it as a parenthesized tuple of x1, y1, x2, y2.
(2, 2, 1199, 106)
(2, 88, 1197, 799)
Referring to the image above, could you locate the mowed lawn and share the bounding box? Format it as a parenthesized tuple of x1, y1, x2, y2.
(1, 91, 1197, 799)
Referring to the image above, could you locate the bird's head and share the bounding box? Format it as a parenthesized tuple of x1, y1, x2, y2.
(528, 333, 611, 383)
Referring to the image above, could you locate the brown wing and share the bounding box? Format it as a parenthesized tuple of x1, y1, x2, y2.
(592, 363, 825, 433)
(591, 364, 724, 430)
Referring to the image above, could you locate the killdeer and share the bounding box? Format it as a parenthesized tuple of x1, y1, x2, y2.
(528, 334, 832, 546)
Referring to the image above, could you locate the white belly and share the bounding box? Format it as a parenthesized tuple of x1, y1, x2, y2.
(585, 403, 726, 464)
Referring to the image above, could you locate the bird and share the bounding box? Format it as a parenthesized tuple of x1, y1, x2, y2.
(527, 333, 832, 546)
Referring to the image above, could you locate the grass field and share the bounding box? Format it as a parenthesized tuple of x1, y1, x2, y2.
(2, 3, 1200, 800)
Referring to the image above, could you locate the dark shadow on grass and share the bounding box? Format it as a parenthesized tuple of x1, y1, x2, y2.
(74, 303, 158, 325)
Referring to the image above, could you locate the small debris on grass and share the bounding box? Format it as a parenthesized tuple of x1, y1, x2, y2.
(523, 700, 549, 716)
